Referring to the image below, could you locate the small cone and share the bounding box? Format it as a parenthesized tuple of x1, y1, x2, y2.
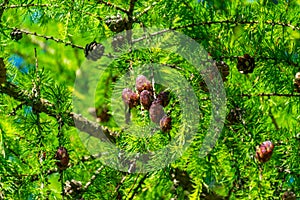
(237, 54, 255, 74)
(140, 90, 153, 110)
(149, 100, 165, 124)
(55, 147, 69, 170)
(255, 141, 274, 163)
(122, 88, 139, 108)
(135, 75, 152, 93)
(160, 115, 172, 132)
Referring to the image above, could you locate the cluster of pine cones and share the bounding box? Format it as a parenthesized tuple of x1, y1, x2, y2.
(122, 75, 172, 132)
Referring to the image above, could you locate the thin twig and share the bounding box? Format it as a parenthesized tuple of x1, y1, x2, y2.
(82, 11, 103, 21)
(8, 103, 24, 116)
(128, 0, 137, 17)
(5, 3, 54, 8)
(172, 20, 300, 31)
(269, 110, 279, 130)
(220, 55, 298, 67)
(83, 166, 105, 191)
(127, 174, 140, 196)
(114, 175, 127, 198)
(133, 1, 160, 21)
(98, 0, 128, 14)
(128, 173, 149, 200)
(241, 93, 300, 97)
(7, 27, 84, 49)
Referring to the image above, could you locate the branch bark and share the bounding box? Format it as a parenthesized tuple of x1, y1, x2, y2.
(0, 82, 117, 143)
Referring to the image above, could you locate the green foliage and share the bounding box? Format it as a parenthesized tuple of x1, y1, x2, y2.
(0, 0, 299, 199)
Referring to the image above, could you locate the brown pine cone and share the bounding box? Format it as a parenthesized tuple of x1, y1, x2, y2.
(160, 115, 172, 132)
(282, 191, 296, 200)
(237, 54, 255, 74)
(122, 88, 139, 108)
(105, 14, 127, 33)
(156, 91, 170, 107)
(215, 61, 230, 81)
(55, 147, 69, 170)
(255, 141, 274, 163)
(140, 90, 154, 110)
(149, 100, 165, 124)
(136, 75, 152, 93)
(84, 41, 105, 61)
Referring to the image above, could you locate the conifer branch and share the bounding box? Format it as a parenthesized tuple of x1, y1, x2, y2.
(0, 82, 117, 143)
(128, 0, 137, 17)
(114, 175, 127, 198)
(133, 20, 299, 45)
(83, 166, 105, 191)
(172, 20, 300, 31)
(82, 11, 103, 21)
(220, 55, 298, 67)
(98, 0, 128, 14)
(4, 3, 54, 9)
(7, 27, 84, 49)
(133, 1, 160, 21)
(27, 153, 103, 182)
(133, 30, 298, 66)
(128, 173, 149, 200)
(241, 93, 300, 97)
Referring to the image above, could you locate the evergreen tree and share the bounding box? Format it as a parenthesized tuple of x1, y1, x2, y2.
(0, 0, 299, 199)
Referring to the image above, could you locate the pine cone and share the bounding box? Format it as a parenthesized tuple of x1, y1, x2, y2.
(282, 191, 296, 200)
(226, 107, 244, 125)
(149, 100, 165, 123)
(64, 179, 82, 196)
(112, 35, 126, 52)
(105, 14, 127, 33)
(293, 72, 300, 93)
(255, 141, 274, 163)
(160, 115, 172, 132)
(10, 28, 23, 41)
(237, 54, 255, 74)
(136, 75, 152, 93)
(156, 91, 170, 107)
(140, 90, 153, 110)
(122, 88, 139, 108)
(55, 147, 69, 170)
(215, 61, 230, 81)
(84, 42, 105, 61)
